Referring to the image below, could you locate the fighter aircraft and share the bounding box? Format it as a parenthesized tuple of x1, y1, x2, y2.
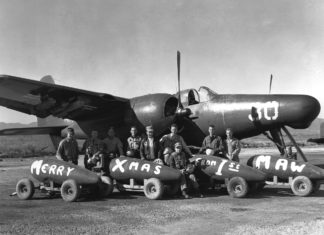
(0, 52, 321, 161)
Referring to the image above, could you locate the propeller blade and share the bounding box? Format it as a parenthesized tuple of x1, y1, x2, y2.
(177, 51, 183, 109)
(269, 74, 273, 94)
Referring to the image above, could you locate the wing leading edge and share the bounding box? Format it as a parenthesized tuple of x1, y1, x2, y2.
(0, 75, 130, 122)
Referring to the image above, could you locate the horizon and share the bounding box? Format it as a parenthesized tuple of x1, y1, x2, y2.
(0, 1, 323, 123)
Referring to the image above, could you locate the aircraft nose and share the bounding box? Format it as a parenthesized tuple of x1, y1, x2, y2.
(284, 95, 321, 128)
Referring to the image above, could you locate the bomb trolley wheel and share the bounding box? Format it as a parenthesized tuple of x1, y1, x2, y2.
(60, 179, 80, 202)
(16, 178, 35, 200)
(291, 176, 313, 197)
(143, 178, 164, 200)
(227, 177, 249, 198)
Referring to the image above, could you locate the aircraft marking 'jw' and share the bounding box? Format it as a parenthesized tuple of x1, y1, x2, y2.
(0, 52, 320, 161)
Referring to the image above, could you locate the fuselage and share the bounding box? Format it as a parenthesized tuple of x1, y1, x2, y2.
(64, 86, 321, 147)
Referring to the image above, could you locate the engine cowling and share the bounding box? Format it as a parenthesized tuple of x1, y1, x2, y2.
(130, 94, 178, 136)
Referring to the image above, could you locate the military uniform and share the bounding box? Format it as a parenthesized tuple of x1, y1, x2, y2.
(102, 136, 124, 157)
(82, 137, 103, 170)
(169, 151, 200, 197)
(199, 135, 224, 155)
(160, 134, 192, 157)
(127, 135, 142, 158)
(224, 138, 241, 162)
(56, 138, 79, 165)
(140, 136, 161, 161)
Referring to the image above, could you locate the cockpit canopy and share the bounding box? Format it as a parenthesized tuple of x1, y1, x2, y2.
(175, 86, 218, 106)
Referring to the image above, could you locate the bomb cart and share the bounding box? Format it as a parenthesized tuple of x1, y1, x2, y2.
(191, 155, 266, 198)
(247, 155, 324, 196)
(15, 158, 114, 202)
(108, 156, 182, 200)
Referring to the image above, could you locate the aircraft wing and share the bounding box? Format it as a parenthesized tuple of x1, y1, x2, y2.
(0, 126, 67, 136)
(0, 75, 130, 121)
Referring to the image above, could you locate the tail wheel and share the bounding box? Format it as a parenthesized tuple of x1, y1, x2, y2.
(227, 177, 249, 198)
(291, 176, 313, 197)
(16, 178, 35, 200)
(99, 176, 114, 197)
(143, 178, 164, 200)
(61, 179, 80, 202)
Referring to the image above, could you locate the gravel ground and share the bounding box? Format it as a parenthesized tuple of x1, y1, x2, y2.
(1, 148, 324, 235)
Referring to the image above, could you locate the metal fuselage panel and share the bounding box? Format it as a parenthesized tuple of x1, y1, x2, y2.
(65, 92, 321, 148)
(189, 94, 320, 139)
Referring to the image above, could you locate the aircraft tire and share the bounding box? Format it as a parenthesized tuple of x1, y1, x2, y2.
(99, 176, 114, 197)
(227, 177, 249, 198)
(16, 178, 35, 200)
(291, 176, 313, 197)
(143, 178, 164, 200)
(61, 179, 80, 202)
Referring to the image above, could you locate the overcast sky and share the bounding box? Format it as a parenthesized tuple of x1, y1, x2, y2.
(0, 0, 323, 123)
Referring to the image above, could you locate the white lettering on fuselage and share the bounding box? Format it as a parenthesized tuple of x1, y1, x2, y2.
(111, 159, 162, 175)
(30, 160, 75, 177)
(248, 101, 279, 121)
(255, 155, 305, 173)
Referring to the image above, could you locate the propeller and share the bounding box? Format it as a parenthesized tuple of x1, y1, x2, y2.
(177, 51, 183, 109)
(269, 74, 273, 94)
(175, 51, 191, 117)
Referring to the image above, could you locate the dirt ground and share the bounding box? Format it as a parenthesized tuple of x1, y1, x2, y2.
(1, 147, 324, 235)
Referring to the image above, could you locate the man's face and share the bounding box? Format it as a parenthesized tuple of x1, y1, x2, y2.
(147, 130, 153, 138)
(226, 130, 233, 139)
(208, 127, 215, 136)
(175, 146, 182, 153)
(108, 128, 115, 137)
(91, 131, 98, 139)
(67, 131, 74, 139)
(171, 126, 177, 135)
(130, 127, 137, 137)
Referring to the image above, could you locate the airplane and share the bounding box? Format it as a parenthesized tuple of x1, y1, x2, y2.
(0, 52, 321, 162)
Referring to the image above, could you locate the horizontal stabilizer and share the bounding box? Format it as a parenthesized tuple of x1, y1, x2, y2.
(307, 138, 324, 144)
(0, 126, 67, 136)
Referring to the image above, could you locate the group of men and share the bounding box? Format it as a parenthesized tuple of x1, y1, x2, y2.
(55, 124, 242, 199)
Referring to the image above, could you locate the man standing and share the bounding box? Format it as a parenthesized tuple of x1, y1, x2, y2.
(199, 125, 223, 156)
(169, 142, 203, 199)
(102, 126, 124, 158)
(56, 128, 79, 165)
(140, 126, 161, 161)
(223, 128, 241, 162)
(160, 124, 192, 158)
(126, 126, 142, 159)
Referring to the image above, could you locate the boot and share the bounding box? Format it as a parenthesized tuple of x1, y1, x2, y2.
(182, 190, 191, 199)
